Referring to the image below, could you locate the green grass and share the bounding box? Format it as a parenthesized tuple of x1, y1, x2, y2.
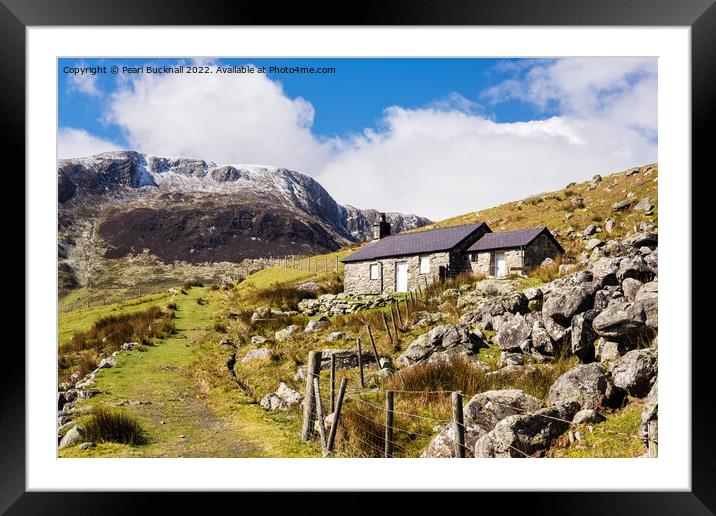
(60, 286, 317, 458)
(547, 400, 645, 458)
(58, 291, 170, 346)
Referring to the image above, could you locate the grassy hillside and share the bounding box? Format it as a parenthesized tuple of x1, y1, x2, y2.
(415, 163, 658, 256)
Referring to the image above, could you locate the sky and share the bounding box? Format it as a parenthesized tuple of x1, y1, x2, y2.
(57, 57, 657, 220)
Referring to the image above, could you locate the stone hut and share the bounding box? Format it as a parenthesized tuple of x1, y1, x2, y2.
(341, 218, 491, 295)
(466, 226, 564, 277)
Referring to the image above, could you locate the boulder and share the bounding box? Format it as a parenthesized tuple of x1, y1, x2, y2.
(621, 278, 643, 302)
(305, 316, 330, 333)
(251, 305, 271, 322)
(548, 363, 624, 410)
(259, 382, 302, 411)
(523, 287, 543, 301)
(613, 199, 632, 211)
(497, 352, 525, 368)
(500, 292, 529, 315)
(572, 409, 606, 425)
(591, 257, 622, 287)
(474, 402, 579, 458)
(592, 301, 648, 341)
(639, 380, 658, 447)
(58, 425, 85, 449)
(251, 335, 268, 346)
(633, 198, 654, 212)
(97, 357, 116, 369)
(496, 314, 532, 352)
(327, 331, 349, 341)
(595, 337, 627, 362)
(585, 238, 603, 251)
(623, 232, 658, 249)
(78, 441, 96, 450)
(644, 249, 658, 275)
(421, 389, 545, 458)
(634, 281, 658, 331)
(241, 348, 274, 364)
(571, 309, 599, 362)
(617, 257, 654, 283)
(531, 320, 554, 355)
(396, 324, 486, 368)
(608, 348, 657, 397)
(274, 325, 301, 342)
(542, 283, 598, 341)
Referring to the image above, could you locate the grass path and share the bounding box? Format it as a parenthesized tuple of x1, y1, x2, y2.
(60, 286, 315, 458)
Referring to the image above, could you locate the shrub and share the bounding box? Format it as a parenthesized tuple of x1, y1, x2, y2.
(82, 407, 148, 445)
(166, 302, 177, 310)
(213, 321, 227, 333)
(196, 297, 208, 305)
(181, 280, 204, 290)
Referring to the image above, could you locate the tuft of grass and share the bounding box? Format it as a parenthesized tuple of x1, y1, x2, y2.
(59, 306, 175, 382)
(82, 406, 148, 445)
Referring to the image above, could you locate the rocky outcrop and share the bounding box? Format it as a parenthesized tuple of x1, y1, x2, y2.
(396, 324, 487, 368)
(608, 348, 657, 397)
(422, 389, 545, 458)
(548, 363, 624, 410)
(639, 380, 658, 448)
(474, 402, 579, 458)
(259, 382, 302, 411)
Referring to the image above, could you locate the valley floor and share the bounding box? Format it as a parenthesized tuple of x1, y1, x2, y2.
(60, 286, 316, 458)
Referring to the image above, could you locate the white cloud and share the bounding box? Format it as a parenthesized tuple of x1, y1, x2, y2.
(62, 58, 657, 221)
(67, 64, 102, 97)
(104, 60, 333, 170)
(57, 127, 122, 159)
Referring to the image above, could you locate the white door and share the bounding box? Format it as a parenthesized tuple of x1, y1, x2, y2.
(495, 252, 507, 277)
(395, 261, 409, 292)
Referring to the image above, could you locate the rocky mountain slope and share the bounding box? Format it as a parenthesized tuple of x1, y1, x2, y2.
(58, 151, 430, 293)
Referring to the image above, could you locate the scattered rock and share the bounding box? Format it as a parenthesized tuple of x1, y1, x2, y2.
(259, 382, 302, 411)
(612, 199, 632, 211)
(592, 301, 648, 341)
(608, 348, 657, 397)
(274, 325, 301, 342)
(97, 357, 116, 369)
(305, 316, 330, 333)
(621, 278, 643, 302)
(633, 198, 654, 212)
(422, 389, 545, 458)
(396, 324, 487, 368)
(474, 402, 579, 458)
(571, 309, 599, 362)
(327, 331, 349, 341)
(250, 335, 267, 346)
(241, 348, 274, 364)
(548, 363, 624, 410)
(59, 425, 85, 449)
(79, 441, 96, 450)
(595, 337, 627, 362)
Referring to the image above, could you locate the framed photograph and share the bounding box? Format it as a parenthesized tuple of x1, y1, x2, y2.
(9, 0, 710, 512)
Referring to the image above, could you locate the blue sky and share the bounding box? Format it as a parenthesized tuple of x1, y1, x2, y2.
(57, 57, 657, 220)
(58, 58, 557, 144)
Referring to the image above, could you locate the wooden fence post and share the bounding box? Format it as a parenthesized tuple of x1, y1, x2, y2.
(404, 298, 410, 320)
(452, 391, 465, 458)
(390, 305, 400, 339)
(648, 420, 658, 458)
(356, 338, 365, 388)
(395, 301, 403, 327)
(382, 312, 394, 346)
(365, 324, 381, 366)
(325, 377, 348, 456)
(313, 377, 327, 450)
(301, 350, 322, 441)
(330, 354, 336, 413)
(385, 390, 394, 458)
(335, 255, 339, 271)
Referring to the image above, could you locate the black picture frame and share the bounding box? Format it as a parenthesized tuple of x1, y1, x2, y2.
(5, 0, 709, 513)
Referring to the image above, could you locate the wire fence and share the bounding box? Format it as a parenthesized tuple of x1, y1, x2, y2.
(303, 363, 648, 459)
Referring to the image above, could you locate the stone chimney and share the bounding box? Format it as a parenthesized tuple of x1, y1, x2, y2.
(373, 213, 391, 240)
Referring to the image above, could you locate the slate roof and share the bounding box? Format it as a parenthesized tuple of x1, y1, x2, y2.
(466, 226, 564, 253)
(342, 222, 489, 263)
